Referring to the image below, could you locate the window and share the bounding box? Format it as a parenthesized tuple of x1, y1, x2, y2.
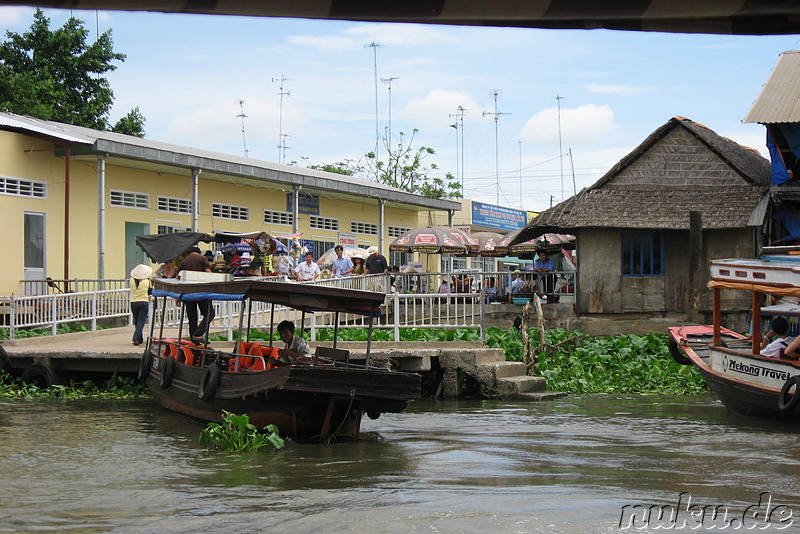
(310, 215, 339, 231)
(157, 196, 192, 214)
(388, 225, 410, 238)
(110, 190, 148, 209)
(264, 209, 293, 226)
(212, 202, 249, 221)
(1, 176, 46, 198)
(158, 224, 189, 234)
(622, 232, 663, 276)
(309, 240, 335, 260)
(351, 221, 378, 235)
(390, 251, 412, 268)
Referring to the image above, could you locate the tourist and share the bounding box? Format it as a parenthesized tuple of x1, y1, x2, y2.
(332, 245, 354, 277)
(351, 256, 366, 275)
(534, 250, 556, 294)
(365, 246, 389, 274)
(295, 252, 321, 281)
(177, 247, 215, 343)
(484, 277, 497, 304)
(277, 320, 311, 364)
(129, 263, 153, 346)
(763, 317, 796, 358)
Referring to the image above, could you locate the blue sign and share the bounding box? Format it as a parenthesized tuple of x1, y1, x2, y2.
(286, 193, 320, 215)
(471, 202, 527, 231)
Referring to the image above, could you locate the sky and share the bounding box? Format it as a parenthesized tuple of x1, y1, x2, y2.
(1, 7, 799, 212)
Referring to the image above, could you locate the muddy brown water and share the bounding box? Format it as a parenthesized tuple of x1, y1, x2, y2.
(1, 395, 799, 533)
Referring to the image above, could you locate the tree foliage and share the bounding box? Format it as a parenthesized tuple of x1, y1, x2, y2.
(112, 106, 146, 138)
(0, 9, 145, 136)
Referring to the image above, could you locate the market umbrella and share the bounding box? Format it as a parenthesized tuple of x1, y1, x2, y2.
(492, 228, 524, 257)
(467, 231, 505, 257)
(389, 226, 472, 254)
(510, 233, 576, 255)
(316, 246, 370, 265)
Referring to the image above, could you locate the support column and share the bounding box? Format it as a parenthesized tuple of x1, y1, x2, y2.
(378, 198, 385, 252)
(292, 185, 300, 234)
(97, 154, 107, 283)
(191, 168, 201, 231)
(442, 367, 459, 399)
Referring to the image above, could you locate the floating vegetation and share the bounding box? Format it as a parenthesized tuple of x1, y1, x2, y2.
(199, 411, 285, 452)
(0, 374, 148, 400)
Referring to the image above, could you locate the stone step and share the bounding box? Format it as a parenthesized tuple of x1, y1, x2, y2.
(495, 375, 548, 396)
(514, 391, 569, 401)
(482, 361, 528, 379)
(473, 348, 507, 365)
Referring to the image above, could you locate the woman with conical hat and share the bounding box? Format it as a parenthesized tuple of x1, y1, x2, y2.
(129, 263, 153, 346)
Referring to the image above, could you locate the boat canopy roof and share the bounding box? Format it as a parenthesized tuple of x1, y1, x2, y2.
(136, 231, 276, 263)
(153, 279, 385, 316)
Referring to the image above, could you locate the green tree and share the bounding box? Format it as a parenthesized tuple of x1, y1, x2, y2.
(112, 106, 146, 138)
(0, 9, 144, 135)
(364, 129, 462, 199)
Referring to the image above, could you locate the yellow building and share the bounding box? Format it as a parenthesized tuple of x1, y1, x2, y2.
(0, 112, 460, 295)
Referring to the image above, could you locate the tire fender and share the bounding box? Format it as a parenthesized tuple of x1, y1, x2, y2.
(0, 345, 11, 374)
(137, 349, 153, 383)
(198, 362, 220, 401)
(668, 337, 692, 366)
(159, 356, 176, 389)
(778, 375, 800, 414)
(21, 362, 59, 388)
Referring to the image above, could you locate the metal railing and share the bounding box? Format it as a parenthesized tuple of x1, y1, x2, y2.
(5, 270, 574, 340)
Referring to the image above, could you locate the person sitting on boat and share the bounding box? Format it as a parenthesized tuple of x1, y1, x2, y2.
(277, 320, 312, 364)
(760, 317, 795, 358)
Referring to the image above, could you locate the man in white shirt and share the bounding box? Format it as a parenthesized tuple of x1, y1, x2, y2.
(295, 252, 321, 281)
(760, 317, 795, 358)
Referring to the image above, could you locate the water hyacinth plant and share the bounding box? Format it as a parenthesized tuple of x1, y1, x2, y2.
(199, 410, 285, 451)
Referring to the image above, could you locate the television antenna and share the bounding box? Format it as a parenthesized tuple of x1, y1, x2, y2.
(365, 42, 382, 165)
(381, 76, 399, 148)
(449, 106, 466, 193)
(482, 90, 510, 206)
(279, 134, 291, 165)
(273, 75, 293, 164)
(236, 100, 249, 157)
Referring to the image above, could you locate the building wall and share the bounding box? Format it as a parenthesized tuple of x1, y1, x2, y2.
(577, 226, 756, 316)
(0, 130, 441, 295)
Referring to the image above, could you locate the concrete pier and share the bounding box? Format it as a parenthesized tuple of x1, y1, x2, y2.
(1, 327, 566, 401)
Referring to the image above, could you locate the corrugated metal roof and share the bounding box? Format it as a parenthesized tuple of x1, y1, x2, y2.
(743, 50, 800, 124)
(0, 112, 461, 211)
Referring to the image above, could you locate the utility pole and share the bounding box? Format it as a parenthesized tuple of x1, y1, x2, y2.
(273, 75, 292, 164)
(449, 106, 466, 194)
(519, 141, 523, 210)
(236, 100, 249, 158)
(381, 76, 399, 149)
(279, 134, 291, 166)
(483, 90, 510, 206)
(555, 95, 564, 201)
(365, 42, 381, 166)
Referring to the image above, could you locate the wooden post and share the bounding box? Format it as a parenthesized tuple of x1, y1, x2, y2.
(751, 291, 762, 355)
(688, 211, 703, 322)
(713, 287, 721, 345)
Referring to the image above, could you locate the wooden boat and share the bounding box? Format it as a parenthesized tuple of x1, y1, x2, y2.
(669, 258, 800, 420)
(138, 278, 420, 441)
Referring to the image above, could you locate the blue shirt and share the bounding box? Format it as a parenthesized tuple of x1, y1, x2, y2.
(534, 258, 555, 271)
(332, 256, 354, 277)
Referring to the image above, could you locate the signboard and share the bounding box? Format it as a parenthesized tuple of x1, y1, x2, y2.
(286, 193, 320, 215)
(338, 232, 357, 247)
(471, 202, 527, 231)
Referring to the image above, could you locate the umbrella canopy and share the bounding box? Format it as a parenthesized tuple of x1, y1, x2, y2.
(316, 246, 370, 265)
(492, 228, 524, 257)
(511, 233, 576, 254)
(468, 231, 505, 257)
(389, 226, 473, 254)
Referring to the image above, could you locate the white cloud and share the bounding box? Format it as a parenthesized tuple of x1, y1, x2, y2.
(520, 104, 616, 146)
(288, 23, 454, 52)
(401, 89, 481, 131)
(584, 84, 652, 96)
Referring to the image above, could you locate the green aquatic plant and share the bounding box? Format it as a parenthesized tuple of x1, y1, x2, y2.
(0, 374, 147, 399)
(199, 411, 285, 452)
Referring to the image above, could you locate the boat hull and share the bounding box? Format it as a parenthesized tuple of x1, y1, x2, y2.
(142, 351, 420, 441)
(668, 326, 800, 421)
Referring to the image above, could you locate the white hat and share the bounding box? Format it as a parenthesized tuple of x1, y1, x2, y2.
(130, 264, 153, 279)
(240, 252, 252, 260)
(367, 246, 379, 255)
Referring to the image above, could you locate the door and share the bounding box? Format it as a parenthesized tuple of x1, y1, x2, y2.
(125, 222, 150, 278)
(24, 212, 46, 293)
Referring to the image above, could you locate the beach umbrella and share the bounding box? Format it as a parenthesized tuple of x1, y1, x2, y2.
(468, 231, 505, 257)
(492, 228, 524, 257)
(389, 226, 472, 254)
(316, 246, 370, 265)
(511, 233, 576, 255)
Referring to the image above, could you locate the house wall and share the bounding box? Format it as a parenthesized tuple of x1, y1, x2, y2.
(576, 226, 756, 319)
(0, 130, 437, 295)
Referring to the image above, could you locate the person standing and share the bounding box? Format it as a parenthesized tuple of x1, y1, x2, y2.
(365, 246, 389, 274)
(129, 264, 153, 346)
(295, 252, 321, 281)
(534, 250, 556, 294)
(177, 247, 214, 343)
(331, 245, 354, 278)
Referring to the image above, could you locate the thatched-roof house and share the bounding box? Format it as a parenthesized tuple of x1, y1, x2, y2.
(515, 116, 770, 323)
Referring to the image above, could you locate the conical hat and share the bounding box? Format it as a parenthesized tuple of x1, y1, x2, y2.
(130, 264, 153, 279)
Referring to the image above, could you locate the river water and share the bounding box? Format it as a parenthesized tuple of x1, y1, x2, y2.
(1, 394, 799, 533)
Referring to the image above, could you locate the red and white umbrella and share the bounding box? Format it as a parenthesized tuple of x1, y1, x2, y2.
(389, 226, 474, 254)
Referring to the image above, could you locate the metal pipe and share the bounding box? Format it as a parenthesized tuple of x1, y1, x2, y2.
(64, 146, 71, 283)
(191, 168, 201, 231)
(97, 154, 106, 283)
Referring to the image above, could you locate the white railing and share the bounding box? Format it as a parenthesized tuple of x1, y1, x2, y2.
(21, 278, 128, 296)
(4, 270, 575, 340)
(0, 289, 132, 338)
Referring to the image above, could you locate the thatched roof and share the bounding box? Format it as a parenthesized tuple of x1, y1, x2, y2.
(515, 117, 770, 242)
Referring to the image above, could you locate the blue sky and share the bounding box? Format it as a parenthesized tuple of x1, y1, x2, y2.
(2, 7, 799, 211)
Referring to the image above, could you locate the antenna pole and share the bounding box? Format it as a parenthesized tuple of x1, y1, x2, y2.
(366, 42, 381, 169)
(381, 76, 399, 149)
(483, 90, 509, 206)
(519, 140, 523, 210)
(273, 75, 293, 164)
(236, 100, 249, 158)
(555, 95, 564, 201)
(449, 106, 467, 195)
(569, 148, 577, 196)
